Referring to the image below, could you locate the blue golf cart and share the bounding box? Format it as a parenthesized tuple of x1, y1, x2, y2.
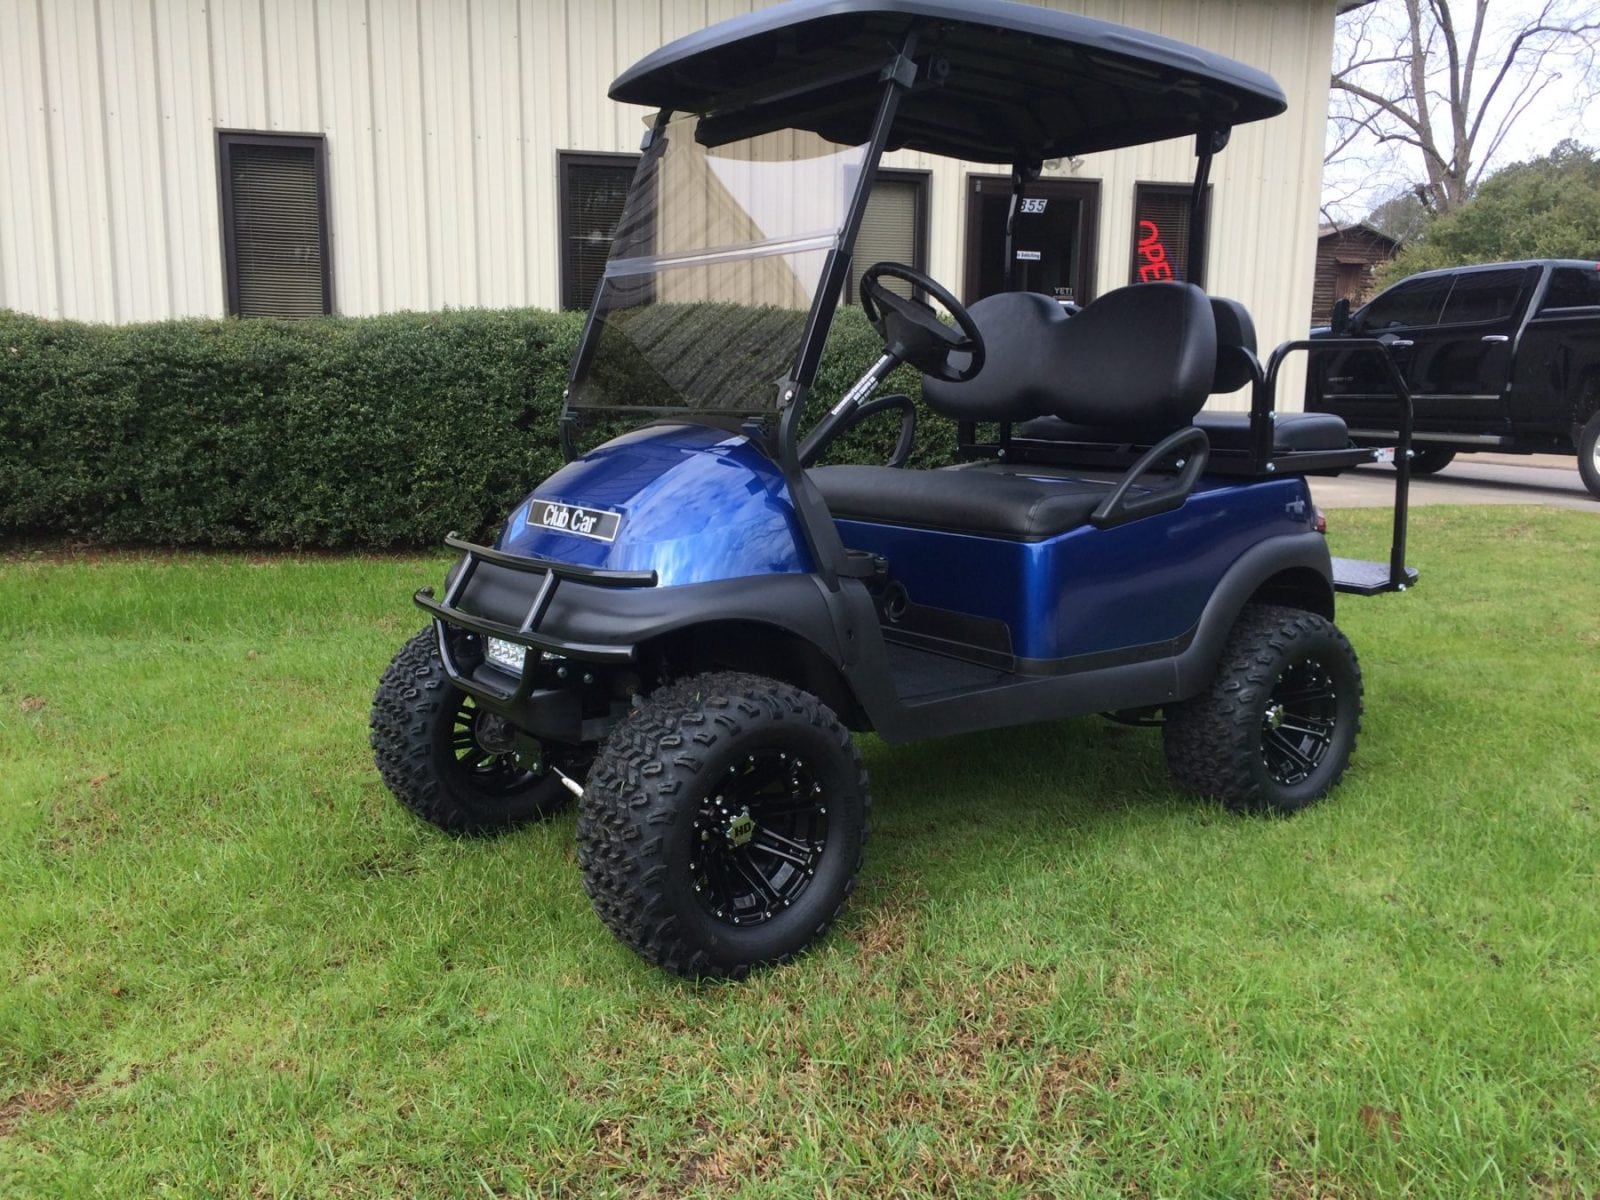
(372, 0, 1417, 979)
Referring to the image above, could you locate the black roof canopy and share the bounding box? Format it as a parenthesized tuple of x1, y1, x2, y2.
(610, 0, 1288, 163)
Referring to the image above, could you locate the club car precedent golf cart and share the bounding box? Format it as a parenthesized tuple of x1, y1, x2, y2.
(371, 0, 1420, 979)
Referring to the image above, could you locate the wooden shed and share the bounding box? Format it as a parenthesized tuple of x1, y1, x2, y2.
(1312, 223, 1400, 324)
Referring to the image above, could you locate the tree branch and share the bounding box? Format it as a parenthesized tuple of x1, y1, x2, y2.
(1330, 77, 1426, 137)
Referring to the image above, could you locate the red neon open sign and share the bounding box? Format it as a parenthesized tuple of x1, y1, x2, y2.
(1136, 219, 1175, 283)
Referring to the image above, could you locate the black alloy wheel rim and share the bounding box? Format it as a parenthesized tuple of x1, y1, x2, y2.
(447, 697, 541, 794)
(1260, 656, 1340, 786)
(689, 749, 829, 927)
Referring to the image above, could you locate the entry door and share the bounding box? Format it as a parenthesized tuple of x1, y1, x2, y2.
(963, 176, 1100, 305)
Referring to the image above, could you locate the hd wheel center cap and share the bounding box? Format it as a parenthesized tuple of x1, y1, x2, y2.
(726, 808, 756, 847)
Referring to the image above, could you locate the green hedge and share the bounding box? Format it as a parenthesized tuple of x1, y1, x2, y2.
(0, 306, 949, 549)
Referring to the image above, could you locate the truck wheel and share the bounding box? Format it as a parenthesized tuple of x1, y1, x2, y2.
(1164, 605, 1363, 814)
(577, 672, 868, 979)
(1408, 446, 1455, 475)
(370, 628, 574, 834)
(1579, 412, 1600, 500)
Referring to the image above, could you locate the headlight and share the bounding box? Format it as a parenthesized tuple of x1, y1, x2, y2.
(485, 638, 527, 673)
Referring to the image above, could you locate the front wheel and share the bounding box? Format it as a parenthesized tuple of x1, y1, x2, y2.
(577, 672, 869, 979)
(1578, 411, 1600, 500)
(370, 628, 576, 834)
(1164, 605, 1363, 814)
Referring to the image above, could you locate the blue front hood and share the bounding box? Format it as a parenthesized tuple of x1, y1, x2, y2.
(496, 423, 813, 586)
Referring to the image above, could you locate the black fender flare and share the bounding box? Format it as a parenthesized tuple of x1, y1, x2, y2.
(1171, 531, 1335, 698)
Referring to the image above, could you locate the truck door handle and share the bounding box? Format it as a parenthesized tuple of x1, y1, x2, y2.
(1480, 335, 1510, 343)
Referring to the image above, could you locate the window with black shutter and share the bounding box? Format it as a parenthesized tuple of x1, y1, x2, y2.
(218, 133, 333, 318)
(559, 153, 639, 311)
(1130, 183, 1210, 288)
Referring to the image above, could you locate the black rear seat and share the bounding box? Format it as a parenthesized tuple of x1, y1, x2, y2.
(1013, 295, 1351, 453)
(1016, 409, 1350, 452)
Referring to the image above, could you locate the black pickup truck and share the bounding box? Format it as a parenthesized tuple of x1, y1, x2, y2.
(1307, 259, 1600, 498)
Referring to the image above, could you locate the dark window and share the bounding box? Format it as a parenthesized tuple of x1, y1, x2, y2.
(1437, 266, 1535, 325)
(1130, 183, 1209, 288)
(1359, 275, 1451, 330)
(1539, 265, 1600, 311)
(846, 171, 930, 302)
(218, 133, 333, 318)
(559, 153, 639, 311)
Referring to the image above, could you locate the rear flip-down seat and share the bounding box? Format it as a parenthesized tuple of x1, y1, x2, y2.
(1013, 296, 1351, 453)
(1017, 409, 1350, 453)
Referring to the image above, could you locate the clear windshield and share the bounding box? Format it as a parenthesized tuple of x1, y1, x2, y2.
(568, 114, 868, 414)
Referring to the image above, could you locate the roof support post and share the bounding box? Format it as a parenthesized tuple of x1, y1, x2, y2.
(777, 33, 920, 589)
(785, 35, 918, 396)
(1188, 128, 1228, 288)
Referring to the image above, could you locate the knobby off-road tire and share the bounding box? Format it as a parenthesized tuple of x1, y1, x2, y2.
(1578, 410, 1600, 500)
(1408, 446, 1456, 476)
(1164, 605, 1363, 815)
(370, 628, 572, 835)
(577, 672, 869, 980)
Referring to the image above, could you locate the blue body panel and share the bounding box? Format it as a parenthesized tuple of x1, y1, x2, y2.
(498, 424, 1317, 663)
(833, 474, 1317, 662)
(496, 423, 813, 586)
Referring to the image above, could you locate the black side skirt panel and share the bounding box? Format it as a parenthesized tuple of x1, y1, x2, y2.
(860, 532, 1334, 744)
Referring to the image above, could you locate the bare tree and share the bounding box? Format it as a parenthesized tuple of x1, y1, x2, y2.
(1327, 0, 1600, 217)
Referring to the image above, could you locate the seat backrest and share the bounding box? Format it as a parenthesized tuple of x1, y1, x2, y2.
(922, 283, 1218, 432)
(1209, 297, 1259, 394)
(921, 291, 1071, 422)
(1040, 282, 1217, 430)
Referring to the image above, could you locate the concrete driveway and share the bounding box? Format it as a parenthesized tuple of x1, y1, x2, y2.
(1311, 453, 1597, 512)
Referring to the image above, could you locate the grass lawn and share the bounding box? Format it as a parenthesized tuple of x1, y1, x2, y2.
(2, 506, 1598, 1198)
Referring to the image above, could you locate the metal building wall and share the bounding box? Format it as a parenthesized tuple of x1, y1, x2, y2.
(0, 0, 1334, 393)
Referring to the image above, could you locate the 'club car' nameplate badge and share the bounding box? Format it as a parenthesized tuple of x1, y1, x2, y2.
(529, 500, 622, 543)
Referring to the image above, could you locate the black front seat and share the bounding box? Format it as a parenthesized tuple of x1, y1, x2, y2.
(810, 464, 1119, 539)
(811, 284, 1217, 539)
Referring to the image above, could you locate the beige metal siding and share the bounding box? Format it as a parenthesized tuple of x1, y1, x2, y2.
(1, 0, 1334, 399)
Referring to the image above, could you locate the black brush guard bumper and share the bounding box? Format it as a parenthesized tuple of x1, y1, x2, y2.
(414, 533, 657, 711)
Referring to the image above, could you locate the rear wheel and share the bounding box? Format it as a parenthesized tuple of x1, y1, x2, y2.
(1408, 446, 1456, 475)
(577, 672, 868, 979)
(1164, 605, 1363, 814)
(370, 628, 575, 834)
(1578, 411, 1600, 500)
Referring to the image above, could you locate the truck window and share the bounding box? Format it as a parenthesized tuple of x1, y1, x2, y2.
(1539, 266, 1600, 312)
(1357, 276, 1450, 330)
(1436, 267, 1533, 325)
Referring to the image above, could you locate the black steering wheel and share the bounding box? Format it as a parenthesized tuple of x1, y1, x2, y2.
(859, 262, 986, 383)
